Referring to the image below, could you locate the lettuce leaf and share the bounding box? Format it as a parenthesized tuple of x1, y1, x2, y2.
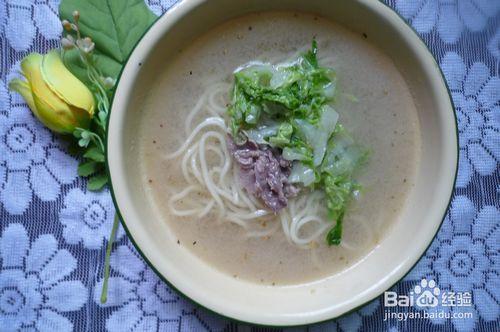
(294, 105, 339, 166)
(268, 122, 293, 147)
(321, 127, 368, 244)
(283, 145, 312, 161)
(322, 125, 369, 177)
(244, 121, 280, 144)
(228, 41, 336, 136)
(289, 162, 316, 186)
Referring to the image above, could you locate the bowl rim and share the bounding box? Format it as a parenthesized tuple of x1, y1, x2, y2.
(106, 0, 459, 327)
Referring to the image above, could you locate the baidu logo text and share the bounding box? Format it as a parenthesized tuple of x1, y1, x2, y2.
(384, 279, 471, 308)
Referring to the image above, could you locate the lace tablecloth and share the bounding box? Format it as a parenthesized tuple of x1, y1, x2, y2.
(0, 0, 498, 331)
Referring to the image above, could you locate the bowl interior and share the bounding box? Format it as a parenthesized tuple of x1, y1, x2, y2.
(108, 0, 457, 325)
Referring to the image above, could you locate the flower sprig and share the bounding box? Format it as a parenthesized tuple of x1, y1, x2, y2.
(62, 11, 119, 304)
(61, 11, 115, 190)
(11, 0, 158, 306)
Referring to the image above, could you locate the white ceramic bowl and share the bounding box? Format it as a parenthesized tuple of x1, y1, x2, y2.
(107, 0, 457, 326)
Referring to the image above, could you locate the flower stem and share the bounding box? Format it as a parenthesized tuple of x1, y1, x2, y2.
(100, 213, 120, 304)
(90, 132, 105, 153)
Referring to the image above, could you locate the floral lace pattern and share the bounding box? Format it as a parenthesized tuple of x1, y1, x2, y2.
(59, 187, 124, 249)
(0, 224, 87, 331)
(395, 0, 500, 44)
(0, 0, 498, 331)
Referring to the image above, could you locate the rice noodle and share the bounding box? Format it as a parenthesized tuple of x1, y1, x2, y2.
(163, 68, 365, 249)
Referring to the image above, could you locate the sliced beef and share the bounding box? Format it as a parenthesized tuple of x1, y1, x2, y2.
(228, 136, 298, 212)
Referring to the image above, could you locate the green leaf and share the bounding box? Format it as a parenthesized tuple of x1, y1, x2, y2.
(268, 122, 293, 147)
(59, 0, 157, 83)
(78, 137, 91, 147)
(326, 211, 344, 246)
(78, 160, 99, 176)
(303, 39, 319, 68)
(88, 173, 109, 191)
(84, 146, 105, 162)
(73, 128, 83, 139)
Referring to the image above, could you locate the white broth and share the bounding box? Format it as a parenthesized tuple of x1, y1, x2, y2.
(138, 11, 421, 285)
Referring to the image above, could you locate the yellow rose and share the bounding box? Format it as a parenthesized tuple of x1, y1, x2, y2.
(9, 50, 95, 134)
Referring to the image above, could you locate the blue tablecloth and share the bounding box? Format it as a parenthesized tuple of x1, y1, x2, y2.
(0, 0, 498, 331)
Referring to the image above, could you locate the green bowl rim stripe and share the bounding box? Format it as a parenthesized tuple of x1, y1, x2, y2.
(104, 0, 459, 327)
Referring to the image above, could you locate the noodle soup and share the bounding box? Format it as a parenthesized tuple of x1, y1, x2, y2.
(139, 12, 420, 285)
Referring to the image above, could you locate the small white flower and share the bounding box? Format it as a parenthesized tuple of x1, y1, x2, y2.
(76, 37, 95, 53)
